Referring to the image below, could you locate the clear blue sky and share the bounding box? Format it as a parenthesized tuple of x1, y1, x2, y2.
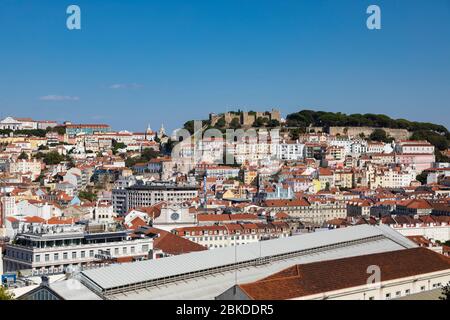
(0, 0, 449, 132)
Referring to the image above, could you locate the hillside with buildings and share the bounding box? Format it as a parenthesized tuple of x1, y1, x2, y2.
(0, 112, 449, 301)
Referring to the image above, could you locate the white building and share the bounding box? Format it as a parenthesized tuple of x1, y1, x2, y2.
(3, 227, 153, 276)
(205, 166, 240, 180)
(1, 195, 17, 217)
(389, 223, 450, 243)
(0, 117, 23, 130)
(173, 222, 291, 249)
(91, 202, 115, 224)
(395, 141, 435, 155)
(276, 141, 305, 161)
(15, 200, 62, 220)
(350, 141, 368, 156)
(372, 168, 416, 189)
(6, 159, 42, 180)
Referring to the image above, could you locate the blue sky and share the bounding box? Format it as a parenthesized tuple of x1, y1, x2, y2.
(0, 0, 449, 132)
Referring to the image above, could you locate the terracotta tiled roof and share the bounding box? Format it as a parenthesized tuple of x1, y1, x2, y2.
(143, 227, 206, 255)
(263, 199, 310, 207)
(129, 217, 147, 230)
(24, 216, 46, 223)
(46, 217, 77, 225)
(238, 247, 450, 300)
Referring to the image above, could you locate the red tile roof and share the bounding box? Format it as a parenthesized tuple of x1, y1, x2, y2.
(238, 247, 450, 300)
(263, 199, 310, 207)
(139, 227, 206, 255)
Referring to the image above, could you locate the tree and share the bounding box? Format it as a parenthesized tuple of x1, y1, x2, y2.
(369, 129, 390, 142)
(435, 150, 450, 163)
(0, 286, 14, 300)
(416, 172, 428, 185)
(18, 151, 29, 160)
(141, 148, 159, 161)
(229, 118, 241, 129)
(78, 190, 97, 202)
(35, 151, 66, 165)
(289, 128, 303, 141)
(440, 282, 450, 300)
(49, 126, 66, 135)
(125, 148, 160, 168)
(254, 117, 269, 127)
(215, 117, 226, 129)
(183, 120, 195, 135)
(38, 145, 49, 151)
(112, 139, 126, 154)
(267, 119, 280, 128)
(285, 109, 450, 136)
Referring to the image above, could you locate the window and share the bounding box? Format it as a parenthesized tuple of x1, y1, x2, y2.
(89, 250, 94, 257)
(142, 245, 149, 252)
(368, 296, 375, 300)
(420, 286, 426, 291)
(35, 255, 40, 262)
(385, 293, 391, 299)
(54, 253, 59, 261)
(81, 251, 85, 258)
(396, 291, 401, 297)
(45, 254, 50, 262)
(114, 248, 119, 255)
(405, 289, 410, 295)
(131, 246, 135, 254)
(72, 252, 77, 259)
(123, 247, 127, 254)
(63, 252, 68, 260)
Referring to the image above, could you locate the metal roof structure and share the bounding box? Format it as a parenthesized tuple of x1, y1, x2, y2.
(80, 225, 417, 297)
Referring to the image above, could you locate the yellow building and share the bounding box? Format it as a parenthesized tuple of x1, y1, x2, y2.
(243, 169, 258, 185)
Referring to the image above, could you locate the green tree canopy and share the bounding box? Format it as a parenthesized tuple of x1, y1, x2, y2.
(369, 129, 391, 142)
(18, 151, 29, 160)
(0, 286, 14, 300)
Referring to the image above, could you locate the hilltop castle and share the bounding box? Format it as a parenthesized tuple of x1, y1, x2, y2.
(209, 109, 281, 127)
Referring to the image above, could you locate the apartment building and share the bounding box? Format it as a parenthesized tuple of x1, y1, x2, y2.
(372, 168, 416, 189)
(3, 226, 153, 276)
(275, 141, 305, 161)
(173, 222, 290, 249)
(395, 140, 435, 154)
(66, 124, 111, 136)
(205, 166, 240, 180)
(262, 198, 347, 226)
(6, 159, 42, 180)
(112, 183, 198, 215)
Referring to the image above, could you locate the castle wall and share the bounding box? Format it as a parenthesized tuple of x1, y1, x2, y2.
(328, 127, 411, 140)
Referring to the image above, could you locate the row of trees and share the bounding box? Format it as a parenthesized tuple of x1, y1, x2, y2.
(286, 110, 450, 152)
(34, 151, 74, 166)
(286, 110, 449, 135)
(125, 148, 160, 167)
(0, 126, 66, 137)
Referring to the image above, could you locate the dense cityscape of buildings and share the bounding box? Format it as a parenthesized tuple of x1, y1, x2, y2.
(0, 111, 449, 300)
